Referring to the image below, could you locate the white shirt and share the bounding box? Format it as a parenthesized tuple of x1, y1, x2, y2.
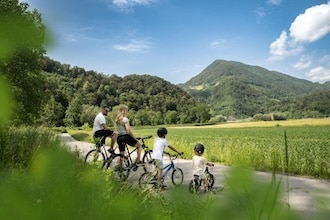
(192, 155, 206, 176)
(151, 137, 169, 160)
(93, 112, 106, 133)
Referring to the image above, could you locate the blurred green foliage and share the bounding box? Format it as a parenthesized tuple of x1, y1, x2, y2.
(0, 76, 12, 122)
(0, 144, 307, 220)
(0, 125, 58, 169)
(0, 0, 52, 126)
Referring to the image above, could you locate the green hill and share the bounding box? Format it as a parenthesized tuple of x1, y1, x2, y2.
(180, 59, 328, 118)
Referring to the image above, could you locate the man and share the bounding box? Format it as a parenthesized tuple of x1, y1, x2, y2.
(93, 105, 117, 151)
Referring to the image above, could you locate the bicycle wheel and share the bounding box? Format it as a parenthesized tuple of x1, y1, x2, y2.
(188, 180, 197, 194)
(138, 172, 157, 189)
(84, 149, 106, 168)
(107, 154, 131, 181)
(142, 150, 153, 172)
(171, 168, 184, 186)
(207, 175, 215, 190)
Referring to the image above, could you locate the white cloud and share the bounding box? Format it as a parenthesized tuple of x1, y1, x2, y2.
(268, 2, 330, 61)
(267, 0, 282, 6)
(64, 34, 77, 42)
(306, 66, 330, 83)
(268, 31, 303, 61)
(210, 39, 230, 49)
(255, 7, 266, 18)
(293, 55, 312, 70)
(290, 2, 330, 43)
(111, 0, 154, 9)
(319, 54, 330, 64)
(113, 40, 152, 52)
(269, 31, 288, 57)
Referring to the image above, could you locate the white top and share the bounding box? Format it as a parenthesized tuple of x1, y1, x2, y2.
(93, 112, 106, 133)
(116, 117, 129, 136)
(192, 155, 206, 176)
(151, 137, 169, 160)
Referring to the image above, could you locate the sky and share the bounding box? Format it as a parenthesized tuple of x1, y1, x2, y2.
(22, 0, 330, 84)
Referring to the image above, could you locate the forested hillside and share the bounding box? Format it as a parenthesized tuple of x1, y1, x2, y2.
(40, 57, 211, 127)
(180, 59, 330, 119)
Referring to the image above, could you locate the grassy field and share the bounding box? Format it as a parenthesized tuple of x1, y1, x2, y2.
(68, 118, 330, 178)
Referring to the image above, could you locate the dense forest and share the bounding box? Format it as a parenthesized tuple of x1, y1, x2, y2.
(39, 56, 211, 127)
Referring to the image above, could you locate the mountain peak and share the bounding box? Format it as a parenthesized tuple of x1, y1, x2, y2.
(180, 59, 326, 117)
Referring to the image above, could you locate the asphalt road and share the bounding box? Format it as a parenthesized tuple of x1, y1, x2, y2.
(60, 133, 330, 219)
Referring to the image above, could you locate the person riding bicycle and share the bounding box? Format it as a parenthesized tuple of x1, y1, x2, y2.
(151, 127, 183, 189)
(192, 143, 214, 191)
(115, 104, 142, 165)
(93, 105, 117, 151)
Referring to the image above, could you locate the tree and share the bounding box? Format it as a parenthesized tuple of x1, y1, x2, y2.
(0, 0, 49, 125)
(165, 111, 178, 124)
(80, 105, 99, 128)
(64, 97, 83, 127)
(39, 96, 65, 126)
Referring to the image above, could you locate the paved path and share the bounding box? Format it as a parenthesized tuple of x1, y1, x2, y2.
(59, 133, 330, 219)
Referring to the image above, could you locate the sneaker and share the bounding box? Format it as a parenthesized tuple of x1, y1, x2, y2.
(157, 184, 167, 191)
(135, 160, 143, 165)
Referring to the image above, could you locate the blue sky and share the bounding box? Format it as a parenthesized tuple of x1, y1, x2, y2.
(23, 0, 330, 84)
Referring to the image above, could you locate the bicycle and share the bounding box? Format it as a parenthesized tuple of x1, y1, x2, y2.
(104, 135, 154, 181)
(84, 136, 109, 168)
(84, 135, 152, 169)
(188, 166, 215, 194)
(138, 152, 184, 189)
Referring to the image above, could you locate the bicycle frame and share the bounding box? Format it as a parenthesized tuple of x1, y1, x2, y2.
(123, 135, 152, 164)
(161, 159, 175, 179)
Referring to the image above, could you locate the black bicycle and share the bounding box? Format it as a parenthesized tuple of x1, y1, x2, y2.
(84, 137, 109, 168)
(104, 135, 154, 181)
(188, 166, 215, 194)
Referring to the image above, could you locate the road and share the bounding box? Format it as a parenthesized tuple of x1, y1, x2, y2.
(59, 133, 330, 219)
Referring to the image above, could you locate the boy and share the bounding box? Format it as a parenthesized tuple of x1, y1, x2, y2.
(151, 127, 182, 189)
(192, 143, 214, 191)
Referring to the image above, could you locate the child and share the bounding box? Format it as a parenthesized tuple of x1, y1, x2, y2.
(151, 127, 182, 188)
(192, 143, 214, 191)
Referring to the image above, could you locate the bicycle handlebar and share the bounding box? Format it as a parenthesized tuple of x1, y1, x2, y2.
(163, 151, 184, 160)
(136, 135, 152, 141)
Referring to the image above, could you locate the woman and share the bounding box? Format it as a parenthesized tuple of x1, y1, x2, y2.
(115, 105, 142, 164)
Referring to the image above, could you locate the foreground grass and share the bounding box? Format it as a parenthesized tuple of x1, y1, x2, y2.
(1, 145, 304, 220)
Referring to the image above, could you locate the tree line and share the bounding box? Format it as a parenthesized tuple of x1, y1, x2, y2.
(41, 56, 211, 127)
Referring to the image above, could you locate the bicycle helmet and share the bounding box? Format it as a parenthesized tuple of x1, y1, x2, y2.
(194, 143, 205, 154)
(157, 127, 168, 137)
